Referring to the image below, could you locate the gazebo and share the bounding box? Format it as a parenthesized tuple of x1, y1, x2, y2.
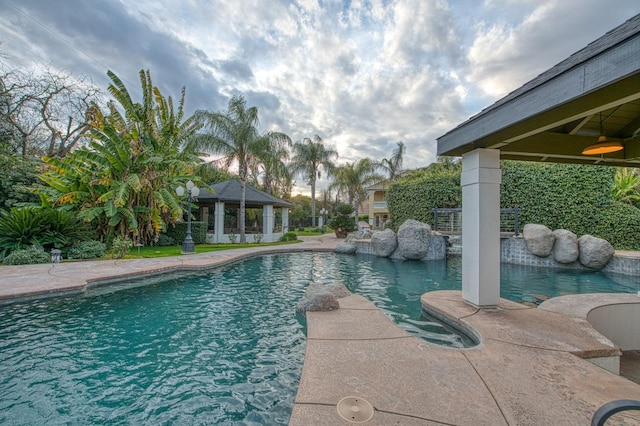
(195, 179, 292, 243)
(437, 14, 640, 307)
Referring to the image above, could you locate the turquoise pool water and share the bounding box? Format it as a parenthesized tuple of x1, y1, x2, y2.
(1, 253, 638, 425)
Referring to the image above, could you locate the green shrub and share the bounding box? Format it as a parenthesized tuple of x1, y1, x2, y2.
(0, 207, 90, 255)
(110, 236, 133, 259)
(253, 233, 263, 243)
(336, 204, 355, 215)
(67, 240, 107, 259)
(156, 233, 175, 246)
(165, 221, 206, 245)
(3, 248, 50, 265)
(279, 231, 298, 242)
(329, 204, 357, 237)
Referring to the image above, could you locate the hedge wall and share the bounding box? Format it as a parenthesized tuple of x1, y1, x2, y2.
(500, 161, 615, 237)
(165, 221, 207, 245)
(386, 161, 640, 249)
(386, 169, 461, 229)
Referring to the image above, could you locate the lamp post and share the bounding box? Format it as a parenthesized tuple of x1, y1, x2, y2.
(319, 207, 327, 233)
(176, 180, 200, 254)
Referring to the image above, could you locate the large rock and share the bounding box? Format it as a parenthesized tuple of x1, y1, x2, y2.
(325, 282, 351, 298)
(397, 219, 432, 260)
(552, 229, 579, 264)
(371, 229, 398, 257)
(578, 235, 615, 269)
(523, 224, 555, 257)
(296, 282, 342, 315)
(335, 236, 357, 254)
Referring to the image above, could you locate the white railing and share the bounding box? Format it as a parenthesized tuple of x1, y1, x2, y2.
(373, 201, 387, 209)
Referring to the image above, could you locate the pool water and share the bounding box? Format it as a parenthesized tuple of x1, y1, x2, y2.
(1, 253, 637, 425)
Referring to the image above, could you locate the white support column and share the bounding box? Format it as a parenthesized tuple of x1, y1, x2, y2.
(263, 205, 274, 238)
(282, 207, 289, 233)
(214, 201, 225, 243)
(461, 149, 502, 308)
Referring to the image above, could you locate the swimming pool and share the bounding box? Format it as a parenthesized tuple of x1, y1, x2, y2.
(0, 253, 637, 424)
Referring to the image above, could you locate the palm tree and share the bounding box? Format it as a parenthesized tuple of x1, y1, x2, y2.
(289, 135, 338, 227)
(191, 95, 290, 242)
(330, 158, 383, 227)
(256, 132, 292, 196)
(378, 141, 406, 181)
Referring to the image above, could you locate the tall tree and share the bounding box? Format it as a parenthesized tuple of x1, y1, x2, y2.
(330, 158, 383, 226)
(191, 95, 290, 243)
(289, 135, 338, 227)
(38, 70, 201, 244)
(377, 141, 406, 181)
(0, 67, 101, 157)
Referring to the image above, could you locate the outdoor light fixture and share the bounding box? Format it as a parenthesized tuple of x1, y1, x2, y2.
(582, 136, 624, 155)
(582, 112, 623, 155)
(319, 207, 327, 233)
(175, 180, 200, 254)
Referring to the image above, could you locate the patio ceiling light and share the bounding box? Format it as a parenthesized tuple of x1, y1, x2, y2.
(582, 136, 624, 155)
(582, 111, 623, 155)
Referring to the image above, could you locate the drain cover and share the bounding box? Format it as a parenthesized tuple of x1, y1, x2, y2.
(336, 396, 374, 423)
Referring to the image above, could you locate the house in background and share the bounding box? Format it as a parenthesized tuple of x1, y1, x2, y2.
(361, 178, 392, 230)
(195, 179, 291, 243)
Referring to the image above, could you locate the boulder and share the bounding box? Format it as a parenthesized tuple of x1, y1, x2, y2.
(295, 282, 341, 315)
(552, 229, 579, 264)
(295, 292, 339, 315)
(335, 237, 357, 254)
(397, 219, 432, 260)
(578, 235, 615, 269)
(371, 229, 398, 257)
(523, 224, 555, 257)
(325, 282, 351, 298)
(353, 229, 372, 239)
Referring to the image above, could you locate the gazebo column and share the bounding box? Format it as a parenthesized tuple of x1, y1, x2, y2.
(282, 207, 289, 233)
(214, 201, 225, 243)
(461, 148, 501, 308)
(263, 205, 274, 239)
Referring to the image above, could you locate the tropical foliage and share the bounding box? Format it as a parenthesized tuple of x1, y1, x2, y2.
(611, 167, 640, 206)
(0, 207, 89, 255)
(37, 70, 201, 245)
(289, 135, 337, 227)
(330, 158, 383, 224)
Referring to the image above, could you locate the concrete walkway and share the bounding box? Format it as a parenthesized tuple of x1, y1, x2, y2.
(0, 235, 339, 304)
(291, 291, 640, 425)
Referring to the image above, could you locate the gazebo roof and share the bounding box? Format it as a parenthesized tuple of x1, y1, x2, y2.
(197, 179, 292, 208)
(437, 14, 640, 167)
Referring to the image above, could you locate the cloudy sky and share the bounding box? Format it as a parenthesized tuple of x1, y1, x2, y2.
(1, 0, 638, 192)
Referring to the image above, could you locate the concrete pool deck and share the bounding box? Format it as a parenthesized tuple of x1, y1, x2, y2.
(1, 235, 640, 424)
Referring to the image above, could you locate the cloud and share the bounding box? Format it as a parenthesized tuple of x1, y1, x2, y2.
(1, 0, 638, 198)
(467, 0, 639, 98)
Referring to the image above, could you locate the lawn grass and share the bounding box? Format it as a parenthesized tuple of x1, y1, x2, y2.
(106, 240, 302, 259)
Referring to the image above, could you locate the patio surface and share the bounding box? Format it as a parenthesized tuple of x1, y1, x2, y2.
(1, 235, 639, 424)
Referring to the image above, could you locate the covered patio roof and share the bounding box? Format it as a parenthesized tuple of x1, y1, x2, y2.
(438, 14, 640, 167)
(197, 179, 292, 208)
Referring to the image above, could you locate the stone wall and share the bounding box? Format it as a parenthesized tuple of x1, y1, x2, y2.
(501, 237, 640, 277)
